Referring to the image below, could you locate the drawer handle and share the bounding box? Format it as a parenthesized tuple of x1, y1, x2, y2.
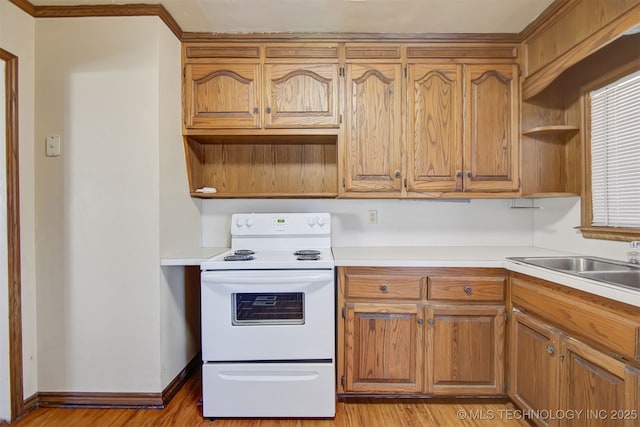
(546, 345, 555, 355)
(464, 286, 473, 295)
(379, 284, 388, 293)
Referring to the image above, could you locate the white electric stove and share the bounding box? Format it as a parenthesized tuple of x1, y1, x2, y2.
(200, 213, 336, 419)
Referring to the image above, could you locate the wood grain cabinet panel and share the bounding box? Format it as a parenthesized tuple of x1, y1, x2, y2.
(509, 310, 560, 427)
(185, 63, 261, 129)
(263, 63, 339, 128)
(559, 337, 640, 427)
(427, 305, 505, 395)
(509, 273, 640, 426)
(407, 64, 463, 192)
(464, 64, 519, 192)
(337, 267, 507, 398)
(343, 302, 424, 394)
(343, 63, 403, 194)
(428, 276, 504, 302)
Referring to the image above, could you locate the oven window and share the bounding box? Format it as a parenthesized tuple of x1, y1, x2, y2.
(232, 293, 304, 325)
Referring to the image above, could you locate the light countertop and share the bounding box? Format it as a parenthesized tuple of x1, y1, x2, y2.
(332, 246, 640, 307)
(160, 247, 228, 266)
(160, 245, 640, 307)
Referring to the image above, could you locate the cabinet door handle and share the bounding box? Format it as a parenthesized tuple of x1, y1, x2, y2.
(464, 286, 472, 295)
(379, 284, 388, 293)
(546, 345, 555, 355)
(265, 107, 272, 114)
(253, 107, 259, 114)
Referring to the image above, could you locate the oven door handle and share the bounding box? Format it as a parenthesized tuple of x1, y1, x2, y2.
(203, 274, 332, 285)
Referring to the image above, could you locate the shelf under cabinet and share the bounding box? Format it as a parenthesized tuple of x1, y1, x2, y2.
(521, 125, 579, 136)
(183, 135, 338, 198)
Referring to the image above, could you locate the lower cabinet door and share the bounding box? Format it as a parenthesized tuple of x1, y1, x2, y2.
(343, 302, 424, 394)
(427, 304, 505, 395)
(509, 309, 560, 427)
(559, 336, 640, 427)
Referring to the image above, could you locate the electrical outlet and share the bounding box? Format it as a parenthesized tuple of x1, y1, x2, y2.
(368, 210, 378, 224)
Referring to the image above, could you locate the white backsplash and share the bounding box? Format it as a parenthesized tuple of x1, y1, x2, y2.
(533, 197, 632, 262)
(202, 198, 534, 247)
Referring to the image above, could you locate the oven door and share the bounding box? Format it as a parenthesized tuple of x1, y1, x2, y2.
(201, 269, 335, 361)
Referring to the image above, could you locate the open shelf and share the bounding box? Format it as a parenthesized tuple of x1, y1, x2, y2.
(183, 135, 338, 198)
(522, 125, 579, 136)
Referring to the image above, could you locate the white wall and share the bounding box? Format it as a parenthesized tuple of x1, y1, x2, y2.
(157, 21, 202, 388)
(202, 198, 534, 247)
(34, 16, 199, 393)
(533, 197, 631, 262)
(0, 0, 38, 404)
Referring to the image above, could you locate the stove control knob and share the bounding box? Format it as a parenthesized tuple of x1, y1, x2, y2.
(235, 217, 245, 228)
(307, 217, 317, 226)
(245, 218, 254, 227)
(317, 216, 326, 227)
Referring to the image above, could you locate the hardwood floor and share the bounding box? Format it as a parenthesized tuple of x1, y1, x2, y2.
(11, 372, 531, 426)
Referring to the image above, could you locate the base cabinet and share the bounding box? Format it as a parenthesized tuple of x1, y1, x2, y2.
(337, 267, 506, 397)
(429, 305, 505, 395)
(343, 302, 424, 394)
(509, 273, 640, 427)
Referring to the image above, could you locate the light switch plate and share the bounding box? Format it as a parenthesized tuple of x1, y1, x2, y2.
(46, 135, 61, 157)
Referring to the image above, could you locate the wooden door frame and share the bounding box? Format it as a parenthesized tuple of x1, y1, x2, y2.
(0, 47, 24, 421)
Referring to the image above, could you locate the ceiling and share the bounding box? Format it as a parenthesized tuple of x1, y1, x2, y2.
(29, 0, 555, 34)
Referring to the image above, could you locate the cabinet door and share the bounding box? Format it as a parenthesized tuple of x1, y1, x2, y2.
(407, 64, 463, 192)
(509, 310, 560, 427)
(559, 336, 640, 427)
(427, 304, 505, 395)
(463, 64, 519, 192)
(343, 302, 424, 393)
(343, 63, 403, 194)
(185, 63, 261, 129)
(263, 63, 339, 128)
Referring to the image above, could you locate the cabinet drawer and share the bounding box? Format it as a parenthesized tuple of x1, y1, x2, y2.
(428, 277, 505, 302)
(345, 275, 422, 300)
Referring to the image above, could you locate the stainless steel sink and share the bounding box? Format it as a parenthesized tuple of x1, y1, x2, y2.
(578, 271, 640, 290)
(509, 256, 635, 273)
(508, 256, 640, 291)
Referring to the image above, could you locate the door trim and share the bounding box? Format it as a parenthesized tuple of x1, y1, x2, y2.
(1, 47, 24, 421)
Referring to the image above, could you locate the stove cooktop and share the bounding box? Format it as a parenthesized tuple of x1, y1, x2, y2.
(202, 248, 334, 270)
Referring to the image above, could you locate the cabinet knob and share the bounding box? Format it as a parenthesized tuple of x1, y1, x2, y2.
(394, 171, 401, 178)
(427, 319, 435, 326)
(464, 286, 472, 295)
(265, 107, 272, 114)
(466, 171, 472, 178)
(379, 284, 388, 293)
(252, 107, 259, 114)
(546, 345, 555, 355)
(456, 171, 462, 178)
(417, 318, 424, 325)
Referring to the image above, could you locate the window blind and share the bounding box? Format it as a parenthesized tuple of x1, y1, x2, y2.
(590, 69, 640, 228)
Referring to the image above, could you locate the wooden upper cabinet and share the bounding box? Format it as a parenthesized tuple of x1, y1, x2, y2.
(185, 63, 261, 129)
(343, 63, 403, 194)
(263, 63, 339, 128)
(183, 43, 340, 131)
(464, 64, 519, 192)
(407, 64, 463, 192)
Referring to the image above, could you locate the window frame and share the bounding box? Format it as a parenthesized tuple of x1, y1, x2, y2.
(579, 60, 640, 241)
